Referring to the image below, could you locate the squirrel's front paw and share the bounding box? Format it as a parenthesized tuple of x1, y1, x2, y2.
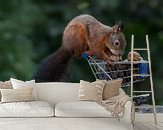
(109, 55, 119, 62)
(106, 59, 113, 64)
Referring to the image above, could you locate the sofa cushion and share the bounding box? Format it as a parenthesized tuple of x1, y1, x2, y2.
(10, 78, 37, 100)
(1, 88, 34, 103)
(103, 78, 122, 100)
(55, 101, 112, 117)
(0, 101, 54, 117)
(78, 80, 106, 102)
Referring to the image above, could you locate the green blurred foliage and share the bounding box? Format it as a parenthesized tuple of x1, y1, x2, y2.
(0, 0, 163, 104)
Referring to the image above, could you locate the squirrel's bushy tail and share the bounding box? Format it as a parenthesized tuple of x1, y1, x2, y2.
(33, 47, 72, 82)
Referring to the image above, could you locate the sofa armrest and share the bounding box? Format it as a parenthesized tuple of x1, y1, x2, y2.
(121, 101, 132, 123)
(118, 100, 133, 129)
(119, 88, 133, 123)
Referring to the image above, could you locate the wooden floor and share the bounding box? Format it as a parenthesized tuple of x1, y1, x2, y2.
(134, 113, 163, 130)
(134, 122, 163, 130)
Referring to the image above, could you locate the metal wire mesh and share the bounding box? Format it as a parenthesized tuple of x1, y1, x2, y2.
(86, 56, 149, 87)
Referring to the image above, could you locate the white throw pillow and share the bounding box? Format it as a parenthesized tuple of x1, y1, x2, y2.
(0, 101, 54, 117)
(10, 78, 37, 100)
(55, 101, 112, 117)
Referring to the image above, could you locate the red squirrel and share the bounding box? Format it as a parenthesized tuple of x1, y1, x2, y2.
(33, 14, 127, 82)
(62, 14, 126, 63)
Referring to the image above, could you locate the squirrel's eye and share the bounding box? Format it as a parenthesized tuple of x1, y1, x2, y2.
(114, 40, 120, 47)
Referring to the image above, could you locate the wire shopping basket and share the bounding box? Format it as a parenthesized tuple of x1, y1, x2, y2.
(82, 53, 149, 88)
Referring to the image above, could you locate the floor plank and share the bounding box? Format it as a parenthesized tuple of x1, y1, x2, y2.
(144, 122, 160, 130)
(133, 126, 141, 130)
(135, 122, 149, 130)
(134, 123, 141, 130)
(134, 122, 163, 130)
(150, 123, 163, 130)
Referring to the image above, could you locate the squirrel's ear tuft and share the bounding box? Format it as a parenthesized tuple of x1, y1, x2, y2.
(113, 21, 124, 33)
(117, 21, 124, 32)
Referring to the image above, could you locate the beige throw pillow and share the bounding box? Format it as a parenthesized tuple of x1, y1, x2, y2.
(78, 80, 107, 102)
(0, 81, 12, 89)
(1, 88, 34, 103)
(0, 81, 13, 101)
(103, 78, 122, 100)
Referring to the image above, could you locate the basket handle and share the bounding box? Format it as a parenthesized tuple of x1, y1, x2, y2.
(81, 52, 88, 59)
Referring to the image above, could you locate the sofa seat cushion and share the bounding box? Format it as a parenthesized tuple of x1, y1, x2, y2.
(55, 101, 112, 117)
(0, 101, 54, 117)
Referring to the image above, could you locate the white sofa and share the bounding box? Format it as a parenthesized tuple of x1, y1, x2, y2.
(0, 82, 132, 130)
